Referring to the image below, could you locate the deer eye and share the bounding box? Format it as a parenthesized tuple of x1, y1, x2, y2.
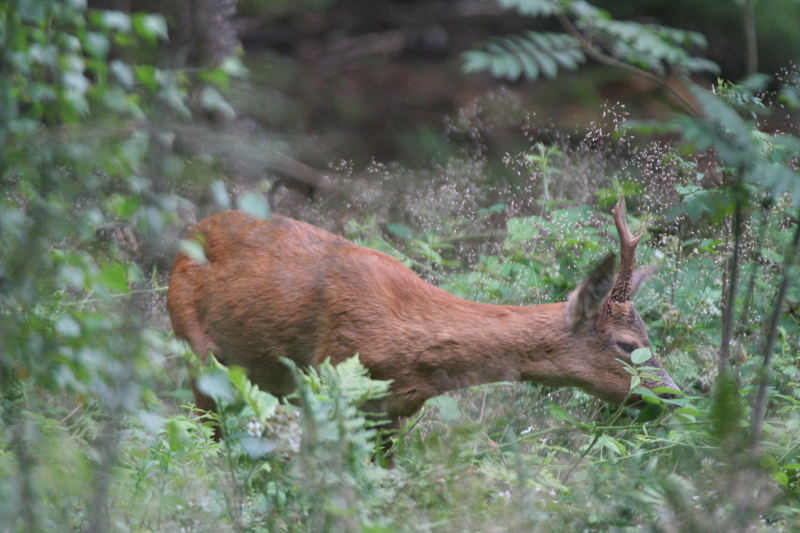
(616, 341, 636, 353)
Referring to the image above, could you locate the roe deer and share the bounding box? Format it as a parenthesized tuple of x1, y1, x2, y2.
(167, 198, 678, 435)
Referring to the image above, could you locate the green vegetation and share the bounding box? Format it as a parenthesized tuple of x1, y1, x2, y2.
(1, 0, 799, 531)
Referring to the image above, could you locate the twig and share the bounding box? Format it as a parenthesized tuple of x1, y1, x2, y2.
(562, 432, 600, 483)
(62, 286, 168, 307)
(59, 403, 83, 424)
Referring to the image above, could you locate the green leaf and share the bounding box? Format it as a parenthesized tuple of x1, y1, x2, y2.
(197, 370, 235, 405)
(59, 265, 85, 290)
(199, 68, 231, 90)
(630, 347, 652, 365)
(83, 32, 109, 59)
(106, 194, 139, 219)
(179, 238, 208, 265)
(748, 161, 800, 204)
(55, 316, 81, 338)
(236, 192, 270, 220)
(210, 180, 231, 209)
(165, 418, 196, 451)
(97, 262, 129, 293)
(134, 65, 157, 91)
(110, 60, 134, 89)
(200, 86, 236, 121)
(98, 11, 131, 33)
(239, 436, 278, 459)
(427, 395, 461, 422)
(387, 223, 414, 239)
(132, 13, 168, 42)
(548, 404, 580, 425)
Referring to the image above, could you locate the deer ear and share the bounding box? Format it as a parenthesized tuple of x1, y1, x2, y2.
(630, 264, 658, 296)
(566, 254, 615, 329)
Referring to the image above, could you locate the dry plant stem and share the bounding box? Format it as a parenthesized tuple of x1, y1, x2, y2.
(739, 207, 770, 332)
(718, 191, 744, 377)
(554, 11, 702, 118)
(750, 210, 800, 449)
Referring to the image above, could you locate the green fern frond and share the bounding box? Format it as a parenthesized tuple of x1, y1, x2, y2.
(463, 32, 585, 81)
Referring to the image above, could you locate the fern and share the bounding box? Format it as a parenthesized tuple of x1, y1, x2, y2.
(464, 32, 584, 81)
(312, 355, 392, 407)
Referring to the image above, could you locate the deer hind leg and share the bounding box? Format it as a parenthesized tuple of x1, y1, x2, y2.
(168, 269, 224, 437)
(175, 319, 225, 438)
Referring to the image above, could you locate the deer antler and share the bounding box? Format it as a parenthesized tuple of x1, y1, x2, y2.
(607, 197, 643, 303)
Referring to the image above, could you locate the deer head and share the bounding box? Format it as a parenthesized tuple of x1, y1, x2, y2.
(563, 198, 678, 402)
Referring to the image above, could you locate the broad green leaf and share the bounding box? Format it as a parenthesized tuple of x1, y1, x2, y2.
(59, 265, 85, 290)
(97, 262, 129, 293)
(239, 436, 278, 459)
(427, 395, 461, 422)
(110, 60, 134, 89)
(98, 11, 131, 32)
(134, 64, 157, 91)
(83, 32, 109, 58)
(106, 194, 139, 219)
(631, 347, 652, 365)
(200, 86, 236, 120)
(548, 404, 580, 425)
(197, 370, 235, 405)
(210, 180, 231, 209)
(165, 418, 196, 451)
(236, 192, 270, 220)
(55, 315, 81, 338)
(179, 238, 208, 265)
(133, 13, 168, 42)
(387, 223, 414, 239)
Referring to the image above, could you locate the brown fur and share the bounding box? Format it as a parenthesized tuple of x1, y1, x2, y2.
(167, 209, 677, 428)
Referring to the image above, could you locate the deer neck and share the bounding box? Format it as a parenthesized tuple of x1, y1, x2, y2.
(395, 300, 574, 403)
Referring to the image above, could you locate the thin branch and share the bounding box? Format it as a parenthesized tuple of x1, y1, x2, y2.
(750, 209, 800, 450)
(554, 10, 702, 117)
(718, 186, 744, 377)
